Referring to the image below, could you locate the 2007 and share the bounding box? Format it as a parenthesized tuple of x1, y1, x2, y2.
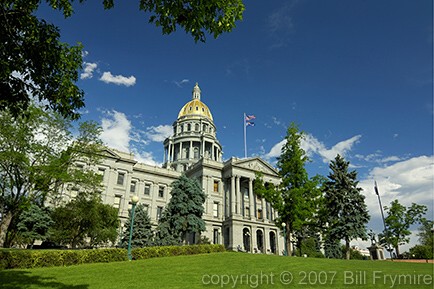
(299, 271, 337, 285)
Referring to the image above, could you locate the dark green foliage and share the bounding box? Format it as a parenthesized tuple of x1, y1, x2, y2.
(294, 236, 324, 258)
(50, 193, 119, 248)
(119, 204, 154, 248)
(0, 248, 127, 269)
(1, 1, 84, 120)
(323, 236, 342, 259)
(16, 204, 53, 247)
(379, 200, 428, 257)
(409, 245, 433, 259)
(322, 154, 370, 260)
(132, 244, 225, 261)
(155, 174, 206, 245)
(0, 244, 224, 269)
(254, 123, 323, 256)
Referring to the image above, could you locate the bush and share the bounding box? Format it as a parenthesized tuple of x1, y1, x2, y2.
(0, 244, 225, 270)
(132, 244, 225, 260)
(409, 245, 433, 259)
(0, 248, 128, 270)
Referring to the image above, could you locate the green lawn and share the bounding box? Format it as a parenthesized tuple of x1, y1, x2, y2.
(0, 252, 432, 289)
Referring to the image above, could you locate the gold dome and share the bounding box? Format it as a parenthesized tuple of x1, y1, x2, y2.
(177, 83, 213, 121)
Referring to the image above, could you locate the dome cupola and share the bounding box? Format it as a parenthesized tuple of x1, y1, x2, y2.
(177, 83, 213, 121)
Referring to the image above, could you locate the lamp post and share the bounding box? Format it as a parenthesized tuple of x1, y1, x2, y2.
(282, 222, 287, 256)
(127, 195, 139, 261)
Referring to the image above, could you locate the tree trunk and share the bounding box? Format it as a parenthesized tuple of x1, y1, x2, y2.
(0, 211, 13, 248)
(345, 239, 351, 260)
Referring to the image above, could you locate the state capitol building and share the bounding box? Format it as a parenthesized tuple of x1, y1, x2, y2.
(68, 83, 285, 254)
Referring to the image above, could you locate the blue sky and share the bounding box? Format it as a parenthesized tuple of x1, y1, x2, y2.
(37, 0, 433, 249)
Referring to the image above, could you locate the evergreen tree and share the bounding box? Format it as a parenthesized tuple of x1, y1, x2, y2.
(119, 204, 154, 248)
(254, 123, 322, 256)
(155, 174, 206, 245)
(379, 200, 427, 257)
(322, 154, 370, 260)
(16, 203, 53, 248)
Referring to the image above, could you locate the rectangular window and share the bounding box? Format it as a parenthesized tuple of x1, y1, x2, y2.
(213, 181, 219, 192)
(213, 202, 219, 218)
(157, 206, 163, 220)
(257, 208, 263, 219)
(130, 181, 136, 193)
(117, 172, 125, 185)
(158, 186, 165, 198)
(245, 206, 250, 217)
(144, 183, 151, 196)
(213, 228, 219, 244)
(113, 195, 122, 210)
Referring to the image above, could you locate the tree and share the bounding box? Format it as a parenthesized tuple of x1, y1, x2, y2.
(254, 123, 322, 256)
(0, 105, 103, 247)
(379, 200, 427, 257)
(155, 174, 206, 245)
(1, 1, 245, 119)
(15, 203, 53, 248)
(50, 193, 119, 248)
(119, 204, 154, 248)
(322, 154, 370, 260)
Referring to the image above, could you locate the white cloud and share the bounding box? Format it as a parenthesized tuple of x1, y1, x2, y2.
(131, 149, 160, 166)
(302, 134, 362, 163)
(80, 62, 97, 79)
(100, 71, 136, 87)
(173, 79, 190, 87)
(100, 110, 132, 152)
(359, 155, 434, 217)
(264, 133, 362, 163)
(146, 125, 173, 142)
(266, 0, 298, 49)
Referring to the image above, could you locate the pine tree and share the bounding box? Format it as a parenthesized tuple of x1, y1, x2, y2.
(322, 154, 370, 260)
(255, 123, 322, 256)
(119, 204, 154, 248)
(155, 174, 206, 245)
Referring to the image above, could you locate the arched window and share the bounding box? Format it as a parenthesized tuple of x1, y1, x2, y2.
(194, 147, 199, 159)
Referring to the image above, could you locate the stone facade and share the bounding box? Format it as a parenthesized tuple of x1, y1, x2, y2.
(69, 83, 285, 254)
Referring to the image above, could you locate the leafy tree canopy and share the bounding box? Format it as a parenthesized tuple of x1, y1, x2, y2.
(1, 0, 244, 119)
(379, 199, 427, 257)
(0, 104, 103, 247)
(50, 192, 119, 248)
(254, 123, 323, 256)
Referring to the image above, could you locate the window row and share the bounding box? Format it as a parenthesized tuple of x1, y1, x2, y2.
(116, 173, 167, 198)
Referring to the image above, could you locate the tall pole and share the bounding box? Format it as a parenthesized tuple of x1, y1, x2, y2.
(128, 195, 139, 261)
(243, 113, 247, 158)
(282, 222, 287, 256)
(375, 181, 393, 260)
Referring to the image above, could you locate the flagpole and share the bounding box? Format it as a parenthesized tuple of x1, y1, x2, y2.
(375, 181, 393, 260)
(243, 113, 247, 158)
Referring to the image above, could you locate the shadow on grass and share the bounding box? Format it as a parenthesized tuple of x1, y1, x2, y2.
(0, 271, 88, 289)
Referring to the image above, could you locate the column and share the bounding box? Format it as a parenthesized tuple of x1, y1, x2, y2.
(248, 178, 254, 219)
(231, 176, 236, 216)
(179, 142, 183, 160)
(235, 176, 241, 215)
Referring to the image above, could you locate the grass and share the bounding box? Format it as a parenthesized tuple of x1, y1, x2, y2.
(0, 252, 432, 289)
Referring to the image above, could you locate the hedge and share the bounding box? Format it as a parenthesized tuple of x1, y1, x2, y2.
(0, 244, 225, 270)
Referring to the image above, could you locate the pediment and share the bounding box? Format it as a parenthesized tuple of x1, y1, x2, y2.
(233, 157, 278, 176)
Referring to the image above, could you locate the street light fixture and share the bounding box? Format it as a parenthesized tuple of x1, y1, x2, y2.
(127, 195, 140, 261)
(282, 222, 287, 256)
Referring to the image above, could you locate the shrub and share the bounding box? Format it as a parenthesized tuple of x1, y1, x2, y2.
(0, 244, 225, 270)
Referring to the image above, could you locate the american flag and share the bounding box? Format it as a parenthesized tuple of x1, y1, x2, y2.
(245, 115, 256, 121)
